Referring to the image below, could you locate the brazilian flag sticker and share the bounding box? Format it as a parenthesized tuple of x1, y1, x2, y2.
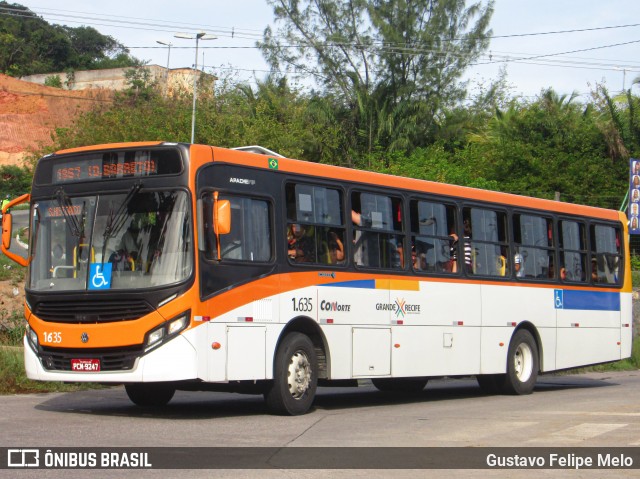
(268, 158, 279, 170)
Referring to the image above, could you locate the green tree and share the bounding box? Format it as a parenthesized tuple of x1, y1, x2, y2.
(466, 88, 626, 208)
(0, 164, 33, 198)
(0, 1, 139, 76)
(260, 0, 494, 155)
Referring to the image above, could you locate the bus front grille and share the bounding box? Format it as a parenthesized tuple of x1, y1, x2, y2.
(40, 345, 143, 372)
(33, 300, 153, 323)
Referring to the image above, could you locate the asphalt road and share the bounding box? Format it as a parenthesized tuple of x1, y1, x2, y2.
(1, 371, 639, 478)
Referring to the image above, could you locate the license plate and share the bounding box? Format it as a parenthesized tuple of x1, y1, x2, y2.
(71, 359, 101, 372)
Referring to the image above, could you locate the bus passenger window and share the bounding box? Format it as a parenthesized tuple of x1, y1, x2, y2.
(559, 220, 587, 283)
(352, 192, 404, 270)
(464, 207, 509, 277)
(285, 183, 345, 266)
(409, 200, 457, 274)
(513, 213, 555, 280)
(590, 224, 622, 285)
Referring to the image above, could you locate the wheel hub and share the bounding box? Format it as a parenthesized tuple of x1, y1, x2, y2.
(514, 342, 533, 382)
(287, 350, 311, 399)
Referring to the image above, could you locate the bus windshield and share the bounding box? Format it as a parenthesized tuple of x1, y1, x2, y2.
(28, 189, 192, 292)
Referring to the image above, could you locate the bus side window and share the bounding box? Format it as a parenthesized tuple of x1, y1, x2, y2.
(204, 194, 272, 263)
(464, 206, 509, 277)
(409, 199, 457, 274)
(513, 213, 555, 280)
(590, 223, 622, 285)
(559, 219, 587, 283)
(352, 192, 404, 270)
(285, 183, 345, 266)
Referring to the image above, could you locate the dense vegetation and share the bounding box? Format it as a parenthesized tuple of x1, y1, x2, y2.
(0, 1, 139, 77)
(31, 73, 637, 211)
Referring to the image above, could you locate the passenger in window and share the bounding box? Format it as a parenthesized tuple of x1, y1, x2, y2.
(450, 219, 472, 273)
(328, 231, 344, 264)
(411, 244, 426, 271)
(514, 253, 525, 278)
(560, 266, 567, 281)
(288, 224, 314, 263)
(591, 258, 599, 282)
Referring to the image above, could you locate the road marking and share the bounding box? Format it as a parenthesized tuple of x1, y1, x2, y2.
(436, 422, 537, 442)
(545, 411, 640, 417)
(548, 423, 627, 443)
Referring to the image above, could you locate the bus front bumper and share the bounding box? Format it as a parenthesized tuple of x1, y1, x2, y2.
(24, 334, 199, 383)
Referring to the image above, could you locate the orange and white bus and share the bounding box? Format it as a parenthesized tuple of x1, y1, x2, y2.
(2, 142, 632, 415)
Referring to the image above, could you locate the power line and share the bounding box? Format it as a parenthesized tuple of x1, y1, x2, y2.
(478, 39, 640, 66)
(4, 5, 640, 42)
(4, 4, 639, 89)
(489, 22, 640, 39)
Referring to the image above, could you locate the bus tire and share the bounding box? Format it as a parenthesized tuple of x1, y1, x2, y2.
(125, 382, 175, 407)
(372, 378, 428, 393)
(264, 332, 317, 416)
(502, 329, 539, 395)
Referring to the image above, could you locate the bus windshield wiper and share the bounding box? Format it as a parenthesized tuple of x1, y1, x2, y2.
(101, 181, 142, 261)
(54, 188, 82, 237)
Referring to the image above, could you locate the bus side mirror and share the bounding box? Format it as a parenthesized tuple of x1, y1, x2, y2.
(214, 199, 231, 235)
(212, 192, 230, 261)
(1, 193, 30, 267)
(2, 213, 12, 250)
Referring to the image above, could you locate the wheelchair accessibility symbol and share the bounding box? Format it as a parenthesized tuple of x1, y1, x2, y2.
(89, 263, 112, 290)
(554, 289, 563, 309)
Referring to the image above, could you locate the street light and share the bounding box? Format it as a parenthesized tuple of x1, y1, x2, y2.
(615, 67, 627, 92)
(174, 32, 217, 144)
(156, 40, 172, 94)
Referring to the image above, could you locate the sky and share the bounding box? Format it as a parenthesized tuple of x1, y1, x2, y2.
(6, 0, 640, 100)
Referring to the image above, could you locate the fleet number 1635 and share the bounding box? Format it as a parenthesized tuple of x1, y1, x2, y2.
(43, 332, 62, 343)
(292, 297, 313, 312)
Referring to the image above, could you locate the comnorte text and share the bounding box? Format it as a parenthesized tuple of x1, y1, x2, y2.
(320, 300, 351, 312)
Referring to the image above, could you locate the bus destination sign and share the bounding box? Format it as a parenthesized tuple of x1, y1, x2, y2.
(53, 158, 157, 183)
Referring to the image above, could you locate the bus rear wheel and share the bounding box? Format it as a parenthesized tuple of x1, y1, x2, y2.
(264, 332, 318, 416)
(125, 382, 175, 407)
(372, 378, 428, 393)
(502, 329, 539, 395)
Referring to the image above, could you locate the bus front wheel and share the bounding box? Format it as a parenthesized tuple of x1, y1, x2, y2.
(502, 329, 539, 395)
(125, 382, 175, 407)
(264, 332, 318, 416)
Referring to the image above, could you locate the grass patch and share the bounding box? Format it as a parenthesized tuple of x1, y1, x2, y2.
(0, 310, 25, 345)
(0, 253, 25, 283)
(0, 347, 104, 395)
(0, 310, 104, 395)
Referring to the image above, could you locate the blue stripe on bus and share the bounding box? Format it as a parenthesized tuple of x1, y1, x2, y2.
(319, 280, 376, 289)
(558, 290, 620, 311)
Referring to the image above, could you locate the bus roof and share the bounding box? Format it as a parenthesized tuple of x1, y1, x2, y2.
(210, 146, 623, 222)
(50, 142, 622, 222)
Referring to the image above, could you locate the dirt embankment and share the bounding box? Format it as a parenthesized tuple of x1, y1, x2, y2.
(0, 279, 24, 325)
(0, 73, 112, 166)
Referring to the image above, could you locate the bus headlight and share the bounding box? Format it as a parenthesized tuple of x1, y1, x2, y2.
(168, 315, 188, 335)
(144, 311, 190, 352)
(26, 323, 39, 351)
(147, 328, 165, 348)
